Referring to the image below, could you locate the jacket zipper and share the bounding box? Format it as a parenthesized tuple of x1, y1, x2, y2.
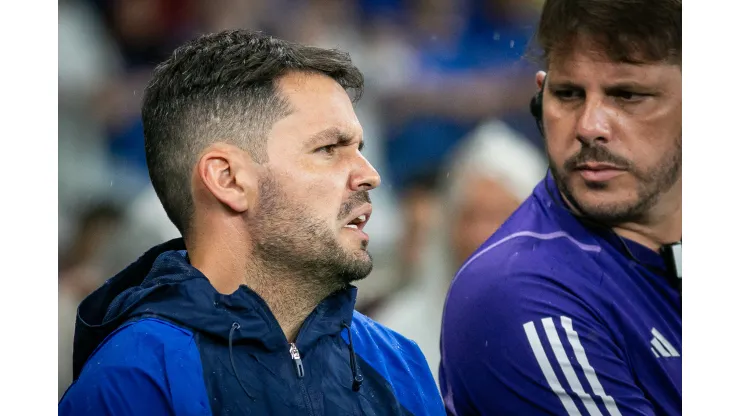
(289, 342, 314, 416)
(289, 343, 305, 378)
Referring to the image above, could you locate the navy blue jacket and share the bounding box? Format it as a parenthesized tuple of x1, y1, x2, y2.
(59, 239, 445, 415)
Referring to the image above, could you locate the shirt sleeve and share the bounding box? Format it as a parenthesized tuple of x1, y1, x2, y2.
(58, 318, 210, 416)
(439, 259, 656, 416)
(59, 365, 175, 416)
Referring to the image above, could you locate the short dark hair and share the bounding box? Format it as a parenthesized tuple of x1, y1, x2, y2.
(142, 30, 364, 237)
(532, 0, 681, 66)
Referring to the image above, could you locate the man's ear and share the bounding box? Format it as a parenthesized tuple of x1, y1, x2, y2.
(195, 143, 258, 214)
(536, 70, 547, 90)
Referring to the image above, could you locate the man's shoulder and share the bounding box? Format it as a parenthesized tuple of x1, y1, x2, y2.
(449, 207, 607, 310)
(460, 193, 604, 280)
(61, 318, 209, 415)
(349, 311, 433, 380)
(350, 311, 424, 358)
(349, 311, 445, 414)
(79, 317, 199, 378)
(462, 228, 601, 278)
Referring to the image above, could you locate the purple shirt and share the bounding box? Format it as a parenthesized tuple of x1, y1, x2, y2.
(440, 173, 681, 416)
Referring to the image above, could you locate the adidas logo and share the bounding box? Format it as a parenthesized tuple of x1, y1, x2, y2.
(649, 328, 680, 358)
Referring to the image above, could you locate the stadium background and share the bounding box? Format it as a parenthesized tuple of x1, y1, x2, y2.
(58, 0, 549, 397)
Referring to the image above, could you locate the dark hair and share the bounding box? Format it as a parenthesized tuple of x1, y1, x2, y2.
(532, 0, 681, 66)
(142, 30, 364, 237)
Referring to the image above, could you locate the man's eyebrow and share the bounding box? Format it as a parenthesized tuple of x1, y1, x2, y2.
(307, 127, 364, 150)
(547, 80, 582, 90)
(548, 80, 657, 92)
(603, 81, 657, 92)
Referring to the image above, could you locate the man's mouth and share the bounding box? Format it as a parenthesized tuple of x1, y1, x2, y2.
(344, 214, 368, 230)
(575, 162, 626, 171)
(573, 162, 627, 182)
(342, 205, 372, 232)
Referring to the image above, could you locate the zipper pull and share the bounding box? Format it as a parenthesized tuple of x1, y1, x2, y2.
(289, 343, 305, 378)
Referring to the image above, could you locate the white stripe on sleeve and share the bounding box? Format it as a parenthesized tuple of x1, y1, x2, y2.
(651, 328, 680, 357)
(542, 318, 604, 416)
(561, 316, 623, 416)
(524, 321, 582, 416)
(651, 338, 671, 357)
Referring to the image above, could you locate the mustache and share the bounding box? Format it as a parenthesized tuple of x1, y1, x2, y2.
(563, 145, 633, 171)
(338, 191, 371, 219)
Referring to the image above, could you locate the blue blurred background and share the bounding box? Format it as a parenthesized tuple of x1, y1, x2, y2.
(59, 0, 549, 396)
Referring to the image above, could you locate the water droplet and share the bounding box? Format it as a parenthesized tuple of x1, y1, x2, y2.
(510, 40, 515, 48)
(493, 33, 500, 41)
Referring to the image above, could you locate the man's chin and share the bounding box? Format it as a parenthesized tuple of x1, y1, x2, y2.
(337, 235, 369, 252)
(568, 188, 646, 224)
(349, 249, 373, 269)
(346, 252, 374, 281)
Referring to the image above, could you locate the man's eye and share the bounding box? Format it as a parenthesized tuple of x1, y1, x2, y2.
(612, 90, 646, 102)
(317, 144, 337, 155)
(554, 89, 583, 101)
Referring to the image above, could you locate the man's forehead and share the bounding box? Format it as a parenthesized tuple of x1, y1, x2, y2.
(306, 126, 364, 144)
(547, 36, 679, 84)
(548, 50, 675, 85)
(273, 73, 362, 135)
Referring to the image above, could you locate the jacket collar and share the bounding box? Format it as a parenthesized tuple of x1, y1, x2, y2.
(73, 238, 358, 378)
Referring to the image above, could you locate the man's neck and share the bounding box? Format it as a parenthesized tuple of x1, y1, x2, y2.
(240, 261, 336, 342)
(557, 187, 681, 253)
(189, 241, 335, 343)
(612, 202, 682, 252)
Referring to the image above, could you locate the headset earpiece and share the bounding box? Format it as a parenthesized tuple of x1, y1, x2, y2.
(530, 89, 544, 136)
(529, 91, 542, 120)
(530, 75, 546, 136)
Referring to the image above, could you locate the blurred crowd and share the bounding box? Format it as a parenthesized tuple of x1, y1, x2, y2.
(59, 0, 548, 397)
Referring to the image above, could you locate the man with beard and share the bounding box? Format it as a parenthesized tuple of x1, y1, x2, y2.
(439, 0, 681, 415)
(59, 30, 444, 416)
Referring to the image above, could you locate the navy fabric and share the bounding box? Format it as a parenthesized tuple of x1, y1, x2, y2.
(60, 239, 445, 415)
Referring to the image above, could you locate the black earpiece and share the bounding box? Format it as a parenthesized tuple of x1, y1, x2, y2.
(529, 78, 545, 136)
(529, 90, 543, 120)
